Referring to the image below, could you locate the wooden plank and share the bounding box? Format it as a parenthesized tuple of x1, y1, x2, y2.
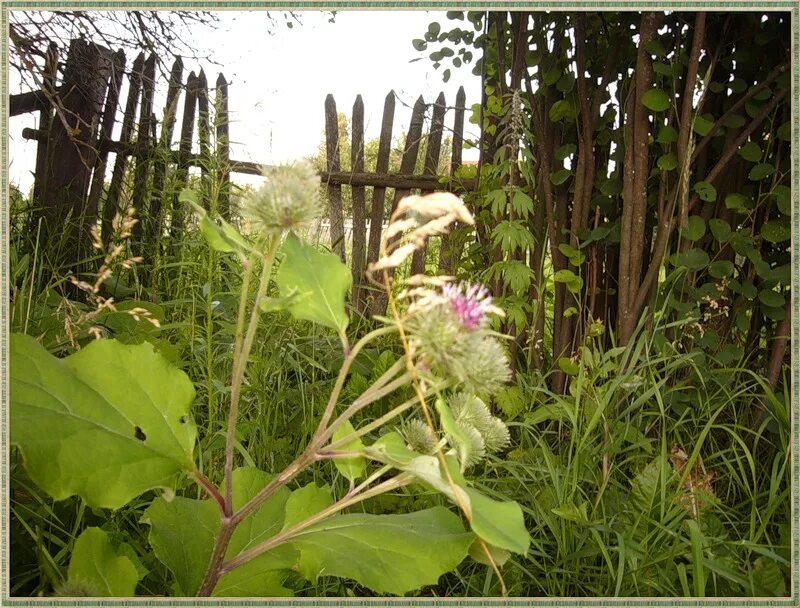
(170, 71, 199, 237)
(366, 91, 396, 291)
(371, 94, 427, 315)
(325, 94, 346, 262)
(9, 90, 49, 116)
(350, 94, 367, 312)
(439, 86, 467, 273)
(103, 51, 144, 245)
(131, 53, 157, 245)
(39, 38, 114, 267)
(86, 49, 126, 222)
(410, 91, 446, 276)
(196, 69, 211, 211)
(149, 56, 184, 243)
(31, 42, 59, 209)
(215, 73, 230, 219)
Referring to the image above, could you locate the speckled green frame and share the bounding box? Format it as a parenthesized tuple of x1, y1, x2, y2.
(1, 3, 797, 605)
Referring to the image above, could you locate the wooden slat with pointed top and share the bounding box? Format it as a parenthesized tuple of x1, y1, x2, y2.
(371, 94, 427, 315)
(103, 51, 145, 245)
(365, 91, 396, 297)
(215, 73, 230, 220)
(439, 86, 466, 273)
(170, 71, 199, 238)
(196, 70, 211, 211)
(149, 56, 184, 243)
(350, 95, 367, 312)
(87, 49, 126, 222)
(131, 53, 157, 246)
(31, 41, 59, 210)
(325, 94, 346, 263)
(410, 91, 447, 276)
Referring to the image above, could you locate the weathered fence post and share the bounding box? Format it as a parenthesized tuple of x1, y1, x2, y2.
(39, 38, 114, 269)
(31, 41, 59, 210)
(439, 86, 466, 273)
(365, 91, 396, 316)
(215, 73, 230, 220)
(170, 71, 198, 238)
(371, 95, 426, 315)
(196, 70, 212, 211)
(131, 53, 157, 249)
(103, 52, 144, 245)
(410, 91, 446, 276)
(325, 94, 346, 262)
(149, 56, 184, 245)
(86, 49, 126, 224)
(350, 95, 367, 312)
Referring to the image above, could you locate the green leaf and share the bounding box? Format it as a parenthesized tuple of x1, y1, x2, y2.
(672, 248, 710, 271)
(749, 163, 775, 181)
(412, 39, 427, 51)
(468, 538, 511, 567)
(644, 39, 666, 57)
(656, 125, 679, 144)
(142, 496, 218, 596)
(776, 121, 791, 141)
(694, 181, 717, 202)
(555, 143, 577, 160)
(708, 219, 732, 242)
(511, 190, 534, 218)
(10, 335, 196, 509)
(693, 116, 714, 136)
(276, 232, 351, 334)
(773, 185, 791, 215)
(331, 421, 366, 481)
(184, 195, 253, 254)
(143, 467, 295, 597)
(758, 289, 785, 308)
(723, 113, 746, 129)
(67, 528, 140, 596)
(364, 432, 419, 467)
(724, 193, 750, 211)
(681, 216, 706, 241)
(549, 99, 577, 122)
(751, 556, 787, 596)
(291, 508, 472, 595)
(708, 260, 734, 278)
(738, 141, 762, 162)
(558, 357, 580, 376)
(282, 483, 333, 530)
(761, 220, 791, 244)
(436, 397, 477, 471)
(642, 88, 670, 112)
(465, 487, 530, 555)
(550, 169, 573, 185)
(657, 152, 678, 171)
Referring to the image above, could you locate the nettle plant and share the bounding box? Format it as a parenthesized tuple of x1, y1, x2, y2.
(10, 162, 530, 598)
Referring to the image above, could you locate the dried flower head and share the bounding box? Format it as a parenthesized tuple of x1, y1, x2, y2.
(368, 192, 473, 277)
(243, 162, 321, 235)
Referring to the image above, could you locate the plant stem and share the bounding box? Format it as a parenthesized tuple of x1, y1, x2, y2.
(220, 473, 414, 575)
(196, 516, 236, 596)
(317, 325, 398, 433)
(192, 471, 226, 514)
(224, 236, 280, 511)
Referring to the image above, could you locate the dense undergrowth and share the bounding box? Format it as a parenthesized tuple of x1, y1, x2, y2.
(8, 180, 790, 598)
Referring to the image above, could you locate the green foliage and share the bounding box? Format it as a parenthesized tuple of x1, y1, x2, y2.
(10, 334, 197, 509)
(65, 528, 142, 596)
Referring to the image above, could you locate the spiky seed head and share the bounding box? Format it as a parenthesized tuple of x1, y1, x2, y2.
(243, 162, 321, 235)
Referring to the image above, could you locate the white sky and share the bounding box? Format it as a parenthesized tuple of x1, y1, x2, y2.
(8, 10, 482, 193)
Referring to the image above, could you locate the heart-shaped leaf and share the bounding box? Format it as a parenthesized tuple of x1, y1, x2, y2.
(276, 232, 351, 335)
(642, 88, 670, 112)
(66, 527, 141, 596)
(11, 335, 197, 509)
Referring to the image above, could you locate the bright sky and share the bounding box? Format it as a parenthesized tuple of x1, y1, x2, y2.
(8, 10, 482, 193)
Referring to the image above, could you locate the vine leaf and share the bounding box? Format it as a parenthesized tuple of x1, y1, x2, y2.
(276, 232, 351, 335)
(290, 507, 473, 595)
(142, 467, 296, 597)
(66, 527, 141, 597)
(10, 334, 197, 509)
(331, 421, 367, 481)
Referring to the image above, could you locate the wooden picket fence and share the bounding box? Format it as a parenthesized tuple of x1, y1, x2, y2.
(320, 90, 477, 315)
(11, 38, 477, 314)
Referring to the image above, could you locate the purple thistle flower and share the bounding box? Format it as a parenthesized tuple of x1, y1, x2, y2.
(442, 282, 494, 329)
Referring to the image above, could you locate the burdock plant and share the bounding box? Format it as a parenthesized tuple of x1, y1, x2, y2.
(10, 164, 530, 598)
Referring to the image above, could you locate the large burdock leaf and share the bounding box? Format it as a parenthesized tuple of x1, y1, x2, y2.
(142, 467, 295, 597)
(66, 527, 141, 596)
(10, 334, 197, 509)
(291, 507, 473, 595)
(276, 232, 351, 335)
